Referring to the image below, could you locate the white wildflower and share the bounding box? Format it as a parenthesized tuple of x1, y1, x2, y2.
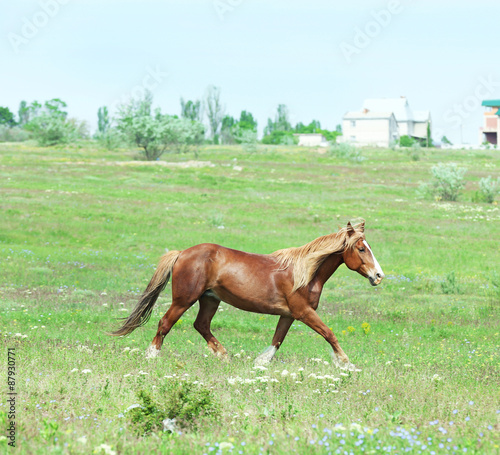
(219, 442, 234, 450)
(94, 443, 116, 455)
(350, 423, 364, 433)
(162, 418, 177, 433)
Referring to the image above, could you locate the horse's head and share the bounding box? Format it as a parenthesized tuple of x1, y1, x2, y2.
(342, 221, 385, 286)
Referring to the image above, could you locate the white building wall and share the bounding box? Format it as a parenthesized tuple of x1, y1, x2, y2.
(398, 121, 413, 137)
(297, 134, 327, 147)
(343, 118, 393, 147)
(413, 122, 428, 139)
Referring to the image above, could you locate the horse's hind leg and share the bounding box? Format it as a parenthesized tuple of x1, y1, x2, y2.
(255, 316, 294, 366)
(194, 295, 227, 358)
(146, 299, 195, 358)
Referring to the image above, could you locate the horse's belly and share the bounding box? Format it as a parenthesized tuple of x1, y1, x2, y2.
(210, 287, 291, 317)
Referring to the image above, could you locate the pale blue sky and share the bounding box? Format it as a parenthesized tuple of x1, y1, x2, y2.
(2, 0, 499, 143)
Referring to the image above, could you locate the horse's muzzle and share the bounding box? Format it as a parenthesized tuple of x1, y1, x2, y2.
(369, 272, 384, 286)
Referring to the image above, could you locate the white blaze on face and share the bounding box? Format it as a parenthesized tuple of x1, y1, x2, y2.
(363, 240, 384, 278)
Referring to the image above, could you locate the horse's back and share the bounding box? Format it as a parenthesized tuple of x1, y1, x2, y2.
(172, 243, 291, 314)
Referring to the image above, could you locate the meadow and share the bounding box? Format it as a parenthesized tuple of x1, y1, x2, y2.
(0, 141, 499, 454)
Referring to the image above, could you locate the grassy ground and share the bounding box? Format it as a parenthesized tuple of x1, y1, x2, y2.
(0, 142, 499, 454)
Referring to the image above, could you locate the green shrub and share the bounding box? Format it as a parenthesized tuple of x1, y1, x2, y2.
(427, 162, 467, 201)
(0, 126, 31, 142)
(329, 142, 364, 163)
(128, 382, 219, 436)
(441, 271, 461, 294)
(399, 135, 415, 147)
(25, 114, 82, 146)
(405, 143, 422, 161)
(261, 130, 297, 145)
(479, 176, 500, 203)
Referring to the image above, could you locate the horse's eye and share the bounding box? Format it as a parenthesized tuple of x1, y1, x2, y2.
(359, 248, 365, 253)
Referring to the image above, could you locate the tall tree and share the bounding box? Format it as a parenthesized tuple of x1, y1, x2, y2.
(204, 85, 224, 144)
(274, 104, 291, 132)
(97, 106, 110, 134)
(0, 107, 16, 126)
(238, 110, 257, 131)
(180, 98, 202, 122)
(44, 98, 67, 119)
(117, 92, 204, 160)
(18, 101, 30, 126)
(220, 115, 236, 144)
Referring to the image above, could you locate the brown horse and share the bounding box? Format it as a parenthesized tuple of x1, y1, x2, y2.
(111, 221, 384, 370)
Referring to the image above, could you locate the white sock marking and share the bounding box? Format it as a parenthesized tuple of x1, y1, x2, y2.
(145, 345, 160, 359)
(254, 346, 277, 365)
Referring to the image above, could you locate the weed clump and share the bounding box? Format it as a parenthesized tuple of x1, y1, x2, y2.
(479, 176, 500, 203)
(329, 143, 364, 163)
(128, 381, 219, 437)
(421, 162, 467, 201)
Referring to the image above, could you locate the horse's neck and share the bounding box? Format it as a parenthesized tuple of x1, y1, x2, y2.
(313, 253, 344, 287)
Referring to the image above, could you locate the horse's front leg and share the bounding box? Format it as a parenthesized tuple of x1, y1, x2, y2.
(294, 307, 360, 371)
(254, 316, 294, 366)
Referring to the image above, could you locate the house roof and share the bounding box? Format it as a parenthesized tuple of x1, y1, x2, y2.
(344, 111, 395, 120)
(363, 98, 414, 122)
(482, 100, 500, 107)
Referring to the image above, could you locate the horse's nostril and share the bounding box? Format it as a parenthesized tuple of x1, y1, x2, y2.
(376, 273, 381, 279)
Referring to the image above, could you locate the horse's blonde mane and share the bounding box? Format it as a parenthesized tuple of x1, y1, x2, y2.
(270, 221, 365, 292)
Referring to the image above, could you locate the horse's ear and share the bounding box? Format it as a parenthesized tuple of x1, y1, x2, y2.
(359, 221, 365, 232)
(346, 221, 355, 236)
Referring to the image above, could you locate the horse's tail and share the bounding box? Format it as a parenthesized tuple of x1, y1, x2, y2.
(110, 250, 182, 336)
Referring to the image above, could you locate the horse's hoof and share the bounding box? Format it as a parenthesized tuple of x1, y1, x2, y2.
(217, 352, 230, 362)
(145, 345, 160, 359)
(340, 362, 361, 372)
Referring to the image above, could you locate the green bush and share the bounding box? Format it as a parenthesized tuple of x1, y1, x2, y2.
(329, 142, 364, 163)
(0, 125, 31, 142)
(427, 162, 467, 201)
(261, 130, 297, 145)
(399, 135, 415, 147)
(25, 114, 82, 146)
(479, 176, 500, 203)
(117, 94, 205, 160)
(128, 382, 219, 436)
(441, 271, 461, 294)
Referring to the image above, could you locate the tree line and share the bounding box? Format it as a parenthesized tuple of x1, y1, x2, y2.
(0, 85, 342, 160)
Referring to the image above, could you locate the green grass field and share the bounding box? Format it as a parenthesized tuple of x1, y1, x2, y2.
(1, 142, 499, 454)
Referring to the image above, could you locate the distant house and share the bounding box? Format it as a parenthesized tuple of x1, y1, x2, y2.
(341, 97, 431, 147)
(479, 99, 500, 145)
(294, 133, 329, 147)
(341, 110, 398, 147)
